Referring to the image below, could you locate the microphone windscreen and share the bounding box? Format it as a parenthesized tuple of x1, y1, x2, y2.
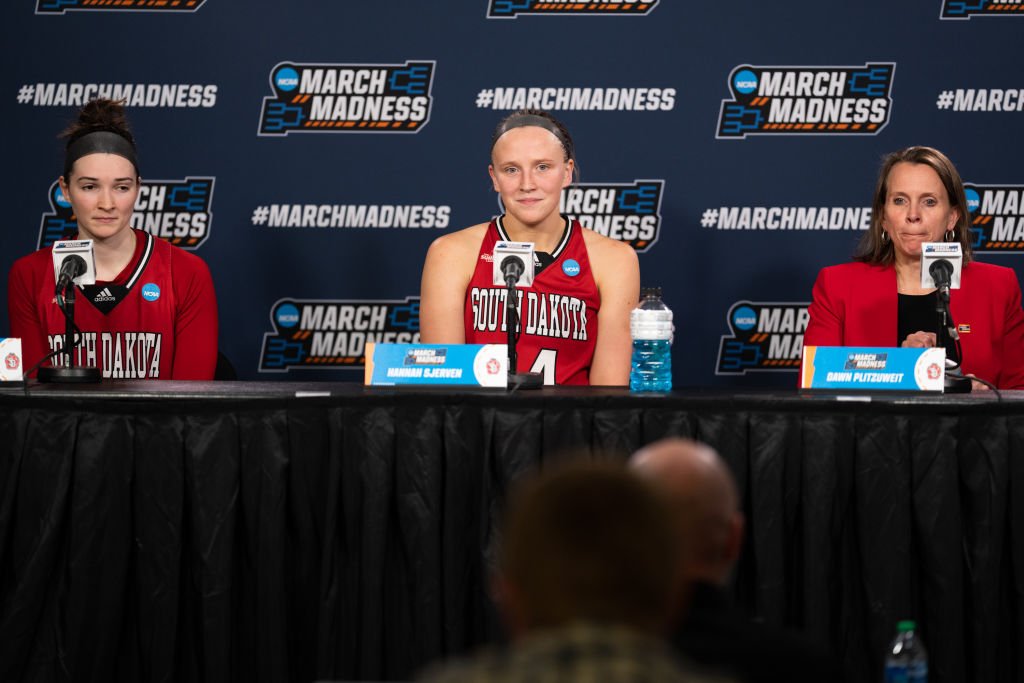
(929, 259, 953, 279)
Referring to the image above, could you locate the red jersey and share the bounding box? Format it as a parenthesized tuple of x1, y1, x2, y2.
(464, 218, 599, 385)
(7, 229, 218, 379)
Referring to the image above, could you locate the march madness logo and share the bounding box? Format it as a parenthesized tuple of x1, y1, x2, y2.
(487, 0, 658, 18)
(965, 184, 1024, 251)
(497, 180, 664, 252)
(941, 1, 1024, 19)
(717, 64, 895, 139)
(260, 297, 420, 372)
(37, 0, 205, 13)
(258, 61, 435, 136)
(563, 180, 664, 252)
(717, 302, 808, 375)
(39, 178, 214, 250)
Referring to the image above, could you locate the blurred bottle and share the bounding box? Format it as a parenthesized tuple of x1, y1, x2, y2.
(884, 620, 928, 682)
(629, 287, 673, 392)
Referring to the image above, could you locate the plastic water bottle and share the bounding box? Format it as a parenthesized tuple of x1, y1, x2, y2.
(629, 287, 673, 391)
(884, 620, 928, 682)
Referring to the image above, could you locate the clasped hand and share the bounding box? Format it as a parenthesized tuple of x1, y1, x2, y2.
(901, 330, 988, 390)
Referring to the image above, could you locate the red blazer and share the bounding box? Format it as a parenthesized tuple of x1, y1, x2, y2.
(804, 260, 1024, 389)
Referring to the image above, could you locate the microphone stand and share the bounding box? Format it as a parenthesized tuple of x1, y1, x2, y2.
(935, 287, 971, 394)
(37, 278, 101, 383)
(504, 276, 542, 390)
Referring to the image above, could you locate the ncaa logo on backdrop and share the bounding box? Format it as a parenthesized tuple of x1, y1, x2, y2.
(38, 178, 214, 250)
(964, 183, 1024, 251)
(941, 1, 1024, 19)
(487, 0, 658, 18)
(259, 61, 435, 135)
(260, 297, 421, 371)
(718, 64, 895, 139)
(716, 302, 808, 374)
(497, 180, 664, 252)
(37, 0, 205, 12)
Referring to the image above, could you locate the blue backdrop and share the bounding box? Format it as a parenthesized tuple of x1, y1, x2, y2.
(4, 0, 1023, 385)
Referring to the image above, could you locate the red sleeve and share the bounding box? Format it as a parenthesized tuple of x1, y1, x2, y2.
(804, 267, 844, 348)
(7, 252, 54, 377)
(799, 266, 846, 385)
(997, 268, 1024, 390)
(170, 249, 218, 380)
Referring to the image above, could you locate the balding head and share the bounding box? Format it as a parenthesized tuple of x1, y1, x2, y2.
(631, 438, 744, 585)
(494, 461, 683, 639)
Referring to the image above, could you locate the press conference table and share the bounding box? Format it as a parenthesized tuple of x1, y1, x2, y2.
(1, 381, 1022, 683)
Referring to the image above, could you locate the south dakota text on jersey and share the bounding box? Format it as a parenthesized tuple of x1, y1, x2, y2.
(468, 287, 590, 340)
(47, 331, 163, 379)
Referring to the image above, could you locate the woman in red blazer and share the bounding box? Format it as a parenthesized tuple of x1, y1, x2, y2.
(804, 147, 1024, 390)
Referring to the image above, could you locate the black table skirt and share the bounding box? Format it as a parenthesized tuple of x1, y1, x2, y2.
(1, 382, 1022, 682)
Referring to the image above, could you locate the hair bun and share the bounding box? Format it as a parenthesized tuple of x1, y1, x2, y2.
(60, 98, 135, 145)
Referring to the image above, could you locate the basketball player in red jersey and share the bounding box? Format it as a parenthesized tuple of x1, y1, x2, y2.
(420, 110, 639, 385)
(7, 99, 218, 379)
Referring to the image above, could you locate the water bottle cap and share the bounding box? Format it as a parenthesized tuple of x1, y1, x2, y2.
(897, 620, 916, 631)
(640, 286, 662, 299)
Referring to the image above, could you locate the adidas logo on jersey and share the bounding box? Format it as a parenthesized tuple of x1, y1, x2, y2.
(93, 287, 116, 303)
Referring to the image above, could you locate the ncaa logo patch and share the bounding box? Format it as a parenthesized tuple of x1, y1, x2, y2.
(142, 284, 161, 302)
(562, 259, 581, 277)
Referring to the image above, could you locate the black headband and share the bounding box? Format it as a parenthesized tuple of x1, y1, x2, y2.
(490, 114, 573, 159)
(65, 130, 139, 177)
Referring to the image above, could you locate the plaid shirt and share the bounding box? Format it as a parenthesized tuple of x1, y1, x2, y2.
(419, 621, 734, 683)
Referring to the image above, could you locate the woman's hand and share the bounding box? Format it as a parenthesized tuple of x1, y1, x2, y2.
(901, 331, 937, 348)
(901, 332, 993, 390)
(965, 374, 992, 391)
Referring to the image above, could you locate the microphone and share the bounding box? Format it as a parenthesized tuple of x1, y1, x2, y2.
(920, 243, 969, 392)
(491, 240, 542, 389)
(55, 255, 87, 295)
(500, 255, 524, 287)
(40, 239, 102, 384)
(51, 239, 97, 295)
(492, 241, 535, 287)
(920, 242, 962, 298)
(929, 259, 954, 295)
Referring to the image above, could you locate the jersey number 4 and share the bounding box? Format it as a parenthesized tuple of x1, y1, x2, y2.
(528, 348, 557, 385)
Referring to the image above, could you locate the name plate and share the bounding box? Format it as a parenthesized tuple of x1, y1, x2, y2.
(365, 343, 507, 387)
(0, 338, 24, 383)
(801, 346, 945, 392)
